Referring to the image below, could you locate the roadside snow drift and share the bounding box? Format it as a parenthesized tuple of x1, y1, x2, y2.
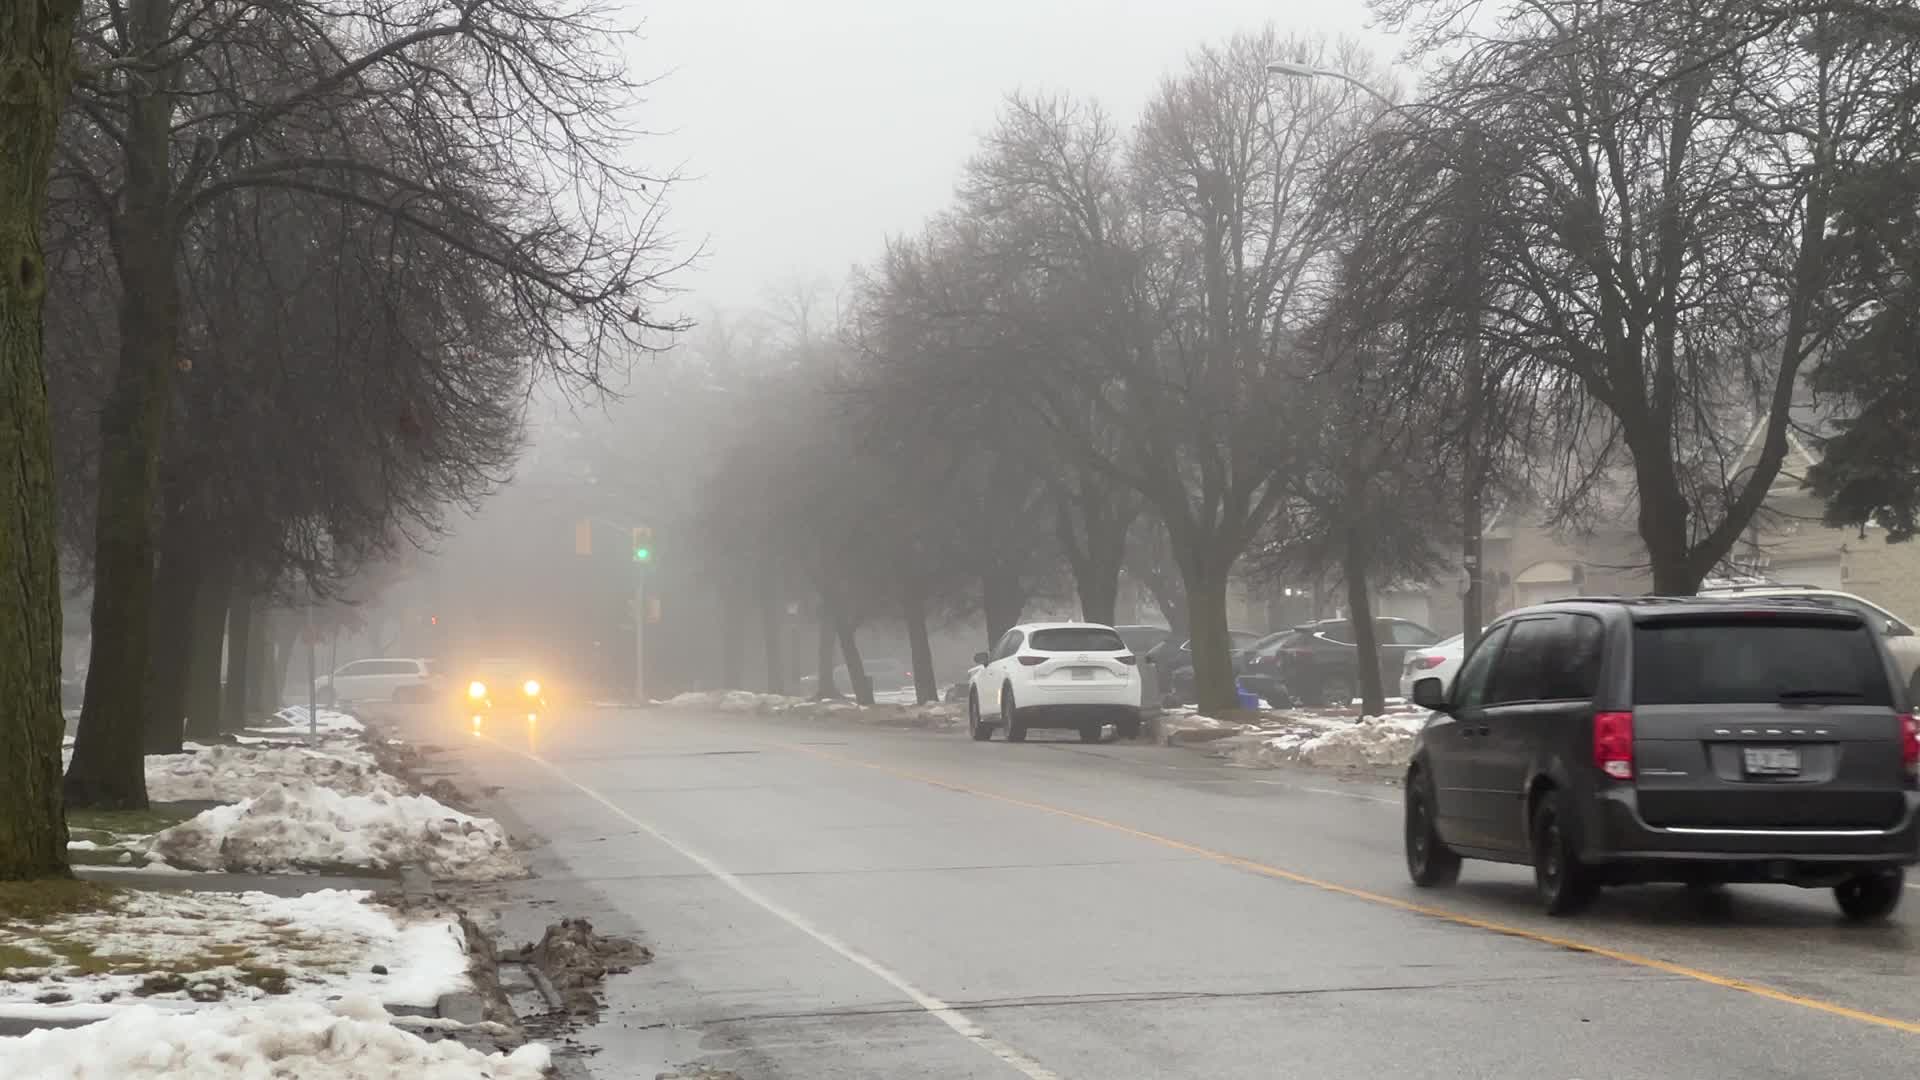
(145, 743, 405, 802)
(665, 689, 963, 730)
(0, 995, 550, 1080)
(0, 889, 468, 1012)
(1198, 712, 1428, 772)
(259, 705, 364, 734)
(150, 785, 523, 880)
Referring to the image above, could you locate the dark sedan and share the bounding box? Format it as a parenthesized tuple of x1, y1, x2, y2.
(1242, 618, 1440, 708)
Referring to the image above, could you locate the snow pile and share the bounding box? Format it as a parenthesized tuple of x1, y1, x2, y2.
(1206, 713, 1429, 772)
(0, 996, 549, 1080)
(663, 690, 964, 729)
(257, 705, 364, 734)
(0, 889, 468, 1011)
(150, 785, 523, 880)
(146, 743, 404, 802)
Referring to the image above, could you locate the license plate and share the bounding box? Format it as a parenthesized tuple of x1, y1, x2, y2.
(1072, 668, 1096, 680)
(1742, 746, 1801, 776)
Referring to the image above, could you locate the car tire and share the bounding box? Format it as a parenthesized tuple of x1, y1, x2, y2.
(1001, 687, 1026, 743)
(968, 692, 992, 742)
(1530, 789, 1599, 915)
(1116, 712, 1143, 740)
(1320, 675, 1356, 709)
(1835, 870, 1905, 922)
(1079, 722, 1103, 743)
(1404, 768, 1462, 887)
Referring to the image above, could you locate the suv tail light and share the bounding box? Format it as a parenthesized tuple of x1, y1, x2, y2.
(1592, 711, 1635, 780)
(1117, 654, 1137, 666)
(1017, 655, 1045, 667)
(1901, 713, 1918, 784)
(1409, 655, 1446, 671)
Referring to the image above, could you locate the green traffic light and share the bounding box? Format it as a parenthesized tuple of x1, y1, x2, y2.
(633, 547, 652, 563)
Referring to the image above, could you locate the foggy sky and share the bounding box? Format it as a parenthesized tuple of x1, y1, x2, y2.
(631, 0, 1396, 318)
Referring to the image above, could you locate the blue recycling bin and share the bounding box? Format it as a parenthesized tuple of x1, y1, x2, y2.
(1235, 680, 1260, 710)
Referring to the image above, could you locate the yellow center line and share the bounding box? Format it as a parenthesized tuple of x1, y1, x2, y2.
(778, 740, 1920, 1036)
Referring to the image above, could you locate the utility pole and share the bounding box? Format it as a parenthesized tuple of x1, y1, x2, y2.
(304, 587, 318, 739)
(633, 576, 646, 705)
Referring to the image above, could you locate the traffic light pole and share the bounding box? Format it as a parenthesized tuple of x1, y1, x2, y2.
(633, 577, 646, 705)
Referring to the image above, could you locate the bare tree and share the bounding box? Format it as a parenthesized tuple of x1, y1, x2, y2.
(0, 0, 84, 880)
(60, 0, 680, 807)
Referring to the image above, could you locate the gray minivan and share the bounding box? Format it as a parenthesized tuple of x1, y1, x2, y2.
(1404, 596, 1920, 919)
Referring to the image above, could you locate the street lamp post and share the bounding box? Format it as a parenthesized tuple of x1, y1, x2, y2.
(1266, 59, 1489, 652)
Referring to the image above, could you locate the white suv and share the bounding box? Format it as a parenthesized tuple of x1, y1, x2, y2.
(321, 658, 440, 704)
(1696, 584, 1920, 698)
(968, 622, 1144, 743)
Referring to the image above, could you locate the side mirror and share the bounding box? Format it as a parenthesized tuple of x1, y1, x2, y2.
(1411, 677, 1450, 713)
(974, 651, 991, 665)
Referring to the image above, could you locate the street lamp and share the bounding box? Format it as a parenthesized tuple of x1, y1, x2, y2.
(1265, 58, 1490, 654)
(1264, 61, 1394, 106)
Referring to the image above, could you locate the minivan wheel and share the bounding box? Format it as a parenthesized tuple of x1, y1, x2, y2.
(1835, 870, 1905, 922)
(968, 693, 992, 742)
(1530, 790, 1598, 915)
(1405, 770, 1461, 887)
(1002, 687, 1027, 742)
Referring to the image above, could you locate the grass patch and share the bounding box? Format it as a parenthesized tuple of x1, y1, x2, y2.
(66, 805, 195, 838)
(0, 943, 53, 975)
(0, 880, 119, 922)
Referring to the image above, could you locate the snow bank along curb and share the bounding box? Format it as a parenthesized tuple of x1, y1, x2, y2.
(664, 689, 964, 730)
(150, 784, 525, 880)
(0, 995, 550, 1080)
(1163, 708, 1430, 774)
(0, 888, 469, 1014)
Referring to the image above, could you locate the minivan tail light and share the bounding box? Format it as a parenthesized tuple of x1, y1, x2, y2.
(1900, 713, 1918, 783)
(1593, 711, 1635, 780)
(1017, 655, 1045, 667)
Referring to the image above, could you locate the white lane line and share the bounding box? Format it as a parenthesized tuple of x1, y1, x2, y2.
(491, 739, 1062, 1080)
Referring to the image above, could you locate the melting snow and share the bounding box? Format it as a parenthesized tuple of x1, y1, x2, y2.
(145, 743, 404, 802)
(0, 996, 550, 1080)
(149, 786, 523, 880)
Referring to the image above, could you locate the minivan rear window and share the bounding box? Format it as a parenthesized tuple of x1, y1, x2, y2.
(1633, 621, 1892, 705)
(1029, 628, 1126, 653)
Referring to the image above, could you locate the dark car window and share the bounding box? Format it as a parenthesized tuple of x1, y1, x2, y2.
(1540, 614, 1605, 701)
(1384, 621, 1439, 646)
(1633, 619, 1893, 705)
(1453, 623, 1511, 710)
(1487, 619, 1555, 705)
(992, 631, 1025, 661)
(1316, 621, 1355, 645)
(1030, 627, 1125, 652)
(1118, 628, 1169, 656)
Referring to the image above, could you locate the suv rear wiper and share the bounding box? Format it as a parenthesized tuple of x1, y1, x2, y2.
(1777, 688, 1866, 700)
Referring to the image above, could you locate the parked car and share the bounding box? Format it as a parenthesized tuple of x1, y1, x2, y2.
(1398, 631, 1484, 702)
(1156, 630, 1264, 705)
(798, 658, 913, 698)
(1114, 625, 1173, 659)
(1404, 596, 1920, 919)
(1249, 618, 1440, 707)
(320, 657, 440, 704)
(967, 622, 1144, 742)
(1698, 583, 1920, 701)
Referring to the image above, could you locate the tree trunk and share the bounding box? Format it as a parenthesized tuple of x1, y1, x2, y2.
(759, 567, 785, 695)
(273, 618, 296, 708)
(982, 568, 1025, 648)
(0, 0, 81, 878)
(1182, 566, 1239, 717)
(832, 605, 872, 706)
(814, 598, 838, 700)
(142, 540, 199, 753)
(719, 583, 745, 690)
(66, 1, 181, 808)
(221, 586, 253, 731)
(247, 604, 277, 712)
(183, 561, 233, 741)
(901, 571, 937, 705)
(1343, 533, 1387, 716)
(1074, 526, 1126, 627)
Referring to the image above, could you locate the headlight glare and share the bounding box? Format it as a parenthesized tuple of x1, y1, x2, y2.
(467, 681, 487, 699)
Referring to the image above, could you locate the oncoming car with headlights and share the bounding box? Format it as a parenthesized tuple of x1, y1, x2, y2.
(460, 658, 550, 720)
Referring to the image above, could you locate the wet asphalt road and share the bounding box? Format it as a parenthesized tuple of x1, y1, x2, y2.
(394, 705, 1920, 1079)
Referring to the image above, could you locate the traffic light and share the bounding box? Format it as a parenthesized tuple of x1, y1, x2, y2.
(631, 526, 653, 564)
